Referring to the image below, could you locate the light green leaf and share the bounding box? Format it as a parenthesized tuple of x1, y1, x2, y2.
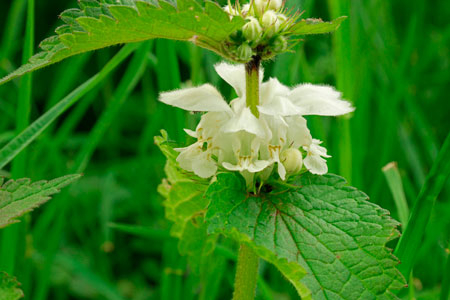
(205, 173, 406, 299)
(164, 181, 209, 235)
(156, 132, 215, 273)
(290, 16, 347, 36)
(0, 174, 81, 228)
(0, 0, 245, 86)
(0, 272, 24, 300)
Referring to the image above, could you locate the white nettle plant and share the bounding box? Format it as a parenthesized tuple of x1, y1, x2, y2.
(160, 62, 354, 186)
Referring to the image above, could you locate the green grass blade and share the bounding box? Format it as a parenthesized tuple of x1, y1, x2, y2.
(327, 0, 353, 183)
(0, 0, 34, 276)
(382, 162, 410, 227)
(0, 43, 139, 169)
(108, 223, 171, 240)
(0, 0, 27, 68)
(441, 243, 450, 300)
(55, 254, 126, 300)
(12, 0, 34, 176)
(395, 132, 450, 278)
(72, 41, 151, 173)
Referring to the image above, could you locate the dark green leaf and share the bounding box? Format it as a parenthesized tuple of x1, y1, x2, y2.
(205, 173, 406, 299)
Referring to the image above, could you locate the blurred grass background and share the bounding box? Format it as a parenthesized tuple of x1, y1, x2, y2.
(0, 0, 449, 299)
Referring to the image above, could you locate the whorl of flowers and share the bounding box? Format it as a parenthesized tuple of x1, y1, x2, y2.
(160, 63, 354, 187)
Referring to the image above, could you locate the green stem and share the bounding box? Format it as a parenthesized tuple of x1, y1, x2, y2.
(245, 56, 261, 117)
(233, 56, 261, 300)
(233, 244, 260, 300)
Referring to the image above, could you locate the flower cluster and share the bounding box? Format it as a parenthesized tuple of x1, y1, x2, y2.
(223, 0, 294, 61)
(160, 62, 354, 187)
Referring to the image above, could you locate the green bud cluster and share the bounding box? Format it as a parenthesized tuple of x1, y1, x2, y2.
(223, 0, 295, 62)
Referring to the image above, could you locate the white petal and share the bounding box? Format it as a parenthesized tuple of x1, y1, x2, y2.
(184, 129, 197, 138)
(260, 78, 290, 106)
(288, 84, 355, 116)
(214, 62, 263, 98)
(159, 84, 231, 112)
(197, 111, 231, 140)
(222, 162, 243, 172)
(248, 160, 272, 173)
(214, 62, 246, 98)
(285, 116, 312, 147)
(176, 143, 201, 171)
(304, 155, 328, 175)
(222, 107, 266, 138)
(277, 161, 287, 180)
(192, 153, 218, 178)
(258, 96, 302, 116)
(310, 139, 331, 158)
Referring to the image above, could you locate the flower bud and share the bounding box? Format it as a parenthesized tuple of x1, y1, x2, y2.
(280, 148, 303, 175)
(241, 3, 252, 15)
(236, 43, 253, 61)
(243, 17, 263, 42)
(262, 10, 281, 36)
(223, 5, 238, 16)
(255, 0, 282, 13)
(272, 35, 288, 52)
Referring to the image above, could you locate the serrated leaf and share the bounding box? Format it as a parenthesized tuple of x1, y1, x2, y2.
(0, 174, 81, 228)
(0, 0, 245, 86)
(0, 272, 24, 300)
(178, 215, 217, 273)
(156, 132, 215, 273)
(290, 16, 347, 35)
(164, 181, 209, 233)
(205, 173, 406, 299)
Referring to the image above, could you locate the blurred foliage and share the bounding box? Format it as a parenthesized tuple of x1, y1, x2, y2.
(0, 0, 449, 299)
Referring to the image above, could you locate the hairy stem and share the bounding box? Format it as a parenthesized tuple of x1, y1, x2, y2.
(233, 244, 260, 300)
(245, 56, 261, 117)
(233, 56, 262, 300)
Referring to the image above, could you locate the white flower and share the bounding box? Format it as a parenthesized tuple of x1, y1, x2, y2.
(303, 139, 331, 175)
(159, 62, 354, 184)
(175, 142, 217, 178)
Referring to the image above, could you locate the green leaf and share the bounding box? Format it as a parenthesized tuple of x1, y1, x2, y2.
(0, 0, 245, 86)
(0, 174, 81, 228)
(394, 131, 450, 278)
(290, 16, 347, 36)
(205, 173, 406, 299)
(156, 132, 215, 273)
(0, 272, 24, 300)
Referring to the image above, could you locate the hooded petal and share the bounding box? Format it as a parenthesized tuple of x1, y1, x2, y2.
(159, 84, 231, 112)
(191, 152, 218, 178)
(285, 115, 312, 148)
(222, 107, 267, 138)
(175, 143, 217, 178)
(288, 84, 354, 116)
(214, 62, 246, 98)
(260, 78, 290, 106)
(258, 96, 302, 116)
